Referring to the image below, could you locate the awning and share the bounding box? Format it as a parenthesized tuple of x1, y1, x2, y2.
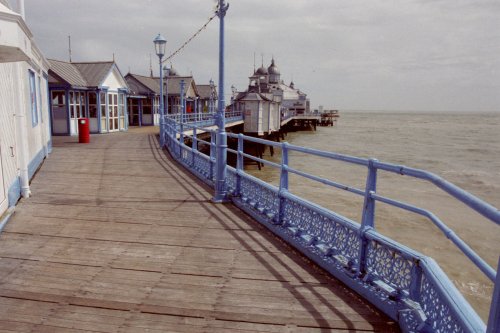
(0, 3, 30, 63)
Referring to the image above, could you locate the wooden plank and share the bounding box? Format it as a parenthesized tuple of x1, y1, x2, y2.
(0, 128, 399, 332)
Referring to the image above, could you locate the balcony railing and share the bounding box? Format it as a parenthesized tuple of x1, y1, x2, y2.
(162, 116, 499, 333)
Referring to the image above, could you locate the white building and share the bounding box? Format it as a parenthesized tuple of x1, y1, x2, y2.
(0, 0, 51, 216)
(233, 58, 311, 135)
(48, 59, 129, 135)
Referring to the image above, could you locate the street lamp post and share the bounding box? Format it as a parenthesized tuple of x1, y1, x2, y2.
(213, 0, 229, 202)
(153, 33, 167, 146)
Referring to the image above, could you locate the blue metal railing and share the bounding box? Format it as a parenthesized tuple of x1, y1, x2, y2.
(165, 111, 243, 128)
(162, 117, 499, 333)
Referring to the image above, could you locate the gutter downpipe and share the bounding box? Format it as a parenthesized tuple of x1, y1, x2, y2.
(15, 63, 31, 199)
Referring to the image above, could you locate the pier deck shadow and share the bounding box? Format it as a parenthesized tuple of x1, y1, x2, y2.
(0, 127, 399, 332)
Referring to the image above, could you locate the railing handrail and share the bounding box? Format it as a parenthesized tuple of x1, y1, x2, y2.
(175, 123, 499, 281)
(162, 117, 499, 332)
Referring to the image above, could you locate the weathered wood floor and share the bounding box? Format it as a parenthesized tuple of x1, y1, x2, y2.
(0, 127, 398, 332)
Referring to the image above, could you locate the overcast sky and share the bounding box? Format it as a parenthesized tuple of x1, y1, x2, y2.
(23, 0, 500, 112)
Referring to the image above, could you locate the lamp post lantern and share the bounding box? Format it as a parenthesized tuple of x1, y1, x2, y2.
(213, 0, 229, 202)
(153, 33, 167, 146)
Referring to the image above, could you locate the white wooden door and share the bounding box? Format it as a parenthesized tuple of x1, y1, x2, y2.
(69, 91, 85, 135)
(108, 93, 119, 132)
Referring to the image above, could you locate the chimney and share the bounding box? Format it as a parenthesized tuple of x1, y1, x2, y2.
(18, 0, 25, 20)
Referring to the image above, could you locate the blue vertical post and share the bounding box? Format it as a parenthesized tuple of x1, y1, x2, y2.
(179, 80, 185, 156)
(235, 133, 244, 196)
(163, 65, 169, 143)
(180, 80, 185, 122)
(358, 158, 378, 276)
(210, 132, 216, 180)
(159, 57, 164, 146)
(487, 258, 500, 333)
(213, 0, 229, 202)
(209, 79, 214, 116)
(192, 127, 197, 167)
(277, 142, 289, 224)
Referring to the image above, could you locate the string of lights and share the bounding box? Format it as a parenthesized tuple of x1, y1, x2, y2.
(162, 13, 217, 64)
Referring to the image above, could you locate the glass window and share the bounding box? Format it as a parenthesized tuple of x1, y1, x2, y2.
(52, 91, 65, 106)
(89, 92, 97, 104)
(88, 92, 97, 118)
(100, 92, 107, 117)
(29, 71, 38, 127)
(38, 77, 43, 123)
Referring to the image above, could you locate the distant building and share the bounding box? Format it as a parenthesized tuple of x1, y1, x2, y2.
(235, 91, 280, 136)
(234, 58, 310, 135)
(125, 73, 160, 126)
(165, 73, 200, 115)
(249, 58, 310, 114)
(0, 0, 52, 215)
(197, 84, 217, 113)
(48, 59, 129, 135)
(125, 68, 207, 126)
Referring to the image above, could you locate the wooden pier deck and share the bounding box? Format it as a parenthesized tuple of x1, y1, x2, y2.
(0, 127, 398, 332)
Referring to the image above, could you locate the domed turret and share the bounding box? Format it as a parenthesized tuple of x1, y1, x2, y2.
(268, 58, 280, 84)
(255, 66, 268, 75)
(168, 67, 179, 76)
(268, 58, 280, 75)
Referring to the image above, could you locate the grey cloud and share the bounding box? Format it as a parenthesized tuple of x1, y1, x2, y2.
(24, 0, 500, 112)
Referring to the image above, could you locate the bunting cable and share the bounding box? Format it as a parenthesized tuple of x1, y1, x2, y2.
(162, 12, 217, 64)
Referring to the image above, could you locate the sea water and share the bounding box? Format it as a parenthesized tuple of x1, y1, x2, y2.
(248, 111, 500, 321)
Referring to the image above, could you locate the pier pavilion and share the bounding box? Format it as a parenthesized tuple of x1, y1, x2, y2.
(125, 73, 160, 126)
(232, 58, 313, 136)
(197, 84, 218, 113)
(48, 59, 129, 135)
(125, 70, 204, 126)
(166, 74, 200, 115)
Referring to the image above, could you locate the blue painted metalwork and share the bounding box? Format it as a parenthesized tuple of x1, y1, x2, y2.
(213, 0, 229, 202)
(7, 178, 21, 207)
(179, 80, 185, 155)
(488, 259, 500, 333)
(28, 148, 46, 180)
(180, 79, 186, 121)
(162, 116, 499, 333)
(0, 207, 15, 233)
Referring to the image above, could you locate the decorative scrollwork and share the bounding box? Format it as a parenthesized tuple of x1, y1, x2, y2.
(366, 240, 413, 291)
(282, 198, 359, 263)
(226, 167, 237, 194)
(194, 154, 211, 180)
(420, 275, 465, 333)
(240, 176, 279, 216)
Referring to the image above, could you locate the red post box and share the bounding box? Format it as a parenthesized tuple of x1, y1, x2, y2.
(78, 118, 90, 143)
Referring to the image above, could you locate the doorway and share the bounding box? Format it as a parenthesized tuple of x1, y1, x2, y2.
(108, 93, 119, 132)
